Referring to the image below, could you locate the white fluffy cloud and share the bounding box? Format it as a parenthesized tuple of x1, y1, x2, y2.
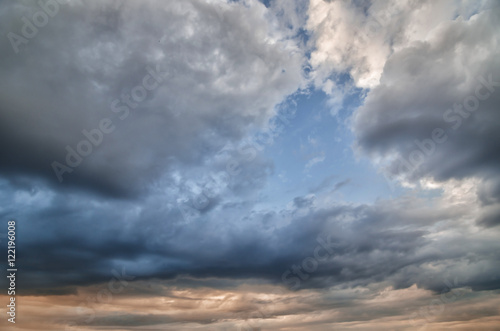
(307, 0, 490, 90)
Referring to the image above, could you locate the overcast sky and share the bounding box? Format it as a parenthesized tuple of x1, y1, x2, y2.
(1, 0, 500, 330)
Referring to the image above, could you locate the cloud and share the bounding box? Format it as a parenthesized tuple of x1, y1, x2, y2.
(2, 1, 500, 330)
(351, 5, 500, 226)
(3, 172, 498, 297)
(309, 176, 351, 194)
(304, 153, 325, 171)
(0, 0, 306, 198)
(5, 278, 500, 330)
(304, 0, 500, 230)
(307, 0, 490, 90)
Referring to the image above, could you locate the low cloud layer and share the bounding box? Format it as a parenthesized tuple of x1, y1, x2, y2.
(3, 176, 497, 296)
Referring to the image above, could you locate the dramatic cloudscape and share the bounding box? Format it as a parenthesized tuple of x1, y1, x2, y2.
(1, 0, 500, 330)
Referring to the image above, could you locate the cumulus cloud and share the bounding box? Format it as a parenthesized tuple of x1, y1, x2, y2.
(306, 0, 494, 112)
(304, 0, 500, 229)
(350, 5, 500, 227)
(0, 0, 305, 197)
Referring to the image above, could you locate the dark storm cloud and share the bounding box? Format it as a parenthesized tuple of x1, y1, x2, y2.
(6, 173, 498, 297)
(0, 0, 305, 197)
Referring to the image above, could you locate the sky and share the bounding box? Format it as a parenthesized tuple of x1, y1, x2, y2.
(1, 0, 500, 330)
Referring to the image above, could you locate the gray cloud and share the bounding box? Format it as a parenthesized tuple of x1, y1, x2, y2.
(0, 0, 305, 197)
(3, 173, 497, 297)
(353, 6, 500, 227)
